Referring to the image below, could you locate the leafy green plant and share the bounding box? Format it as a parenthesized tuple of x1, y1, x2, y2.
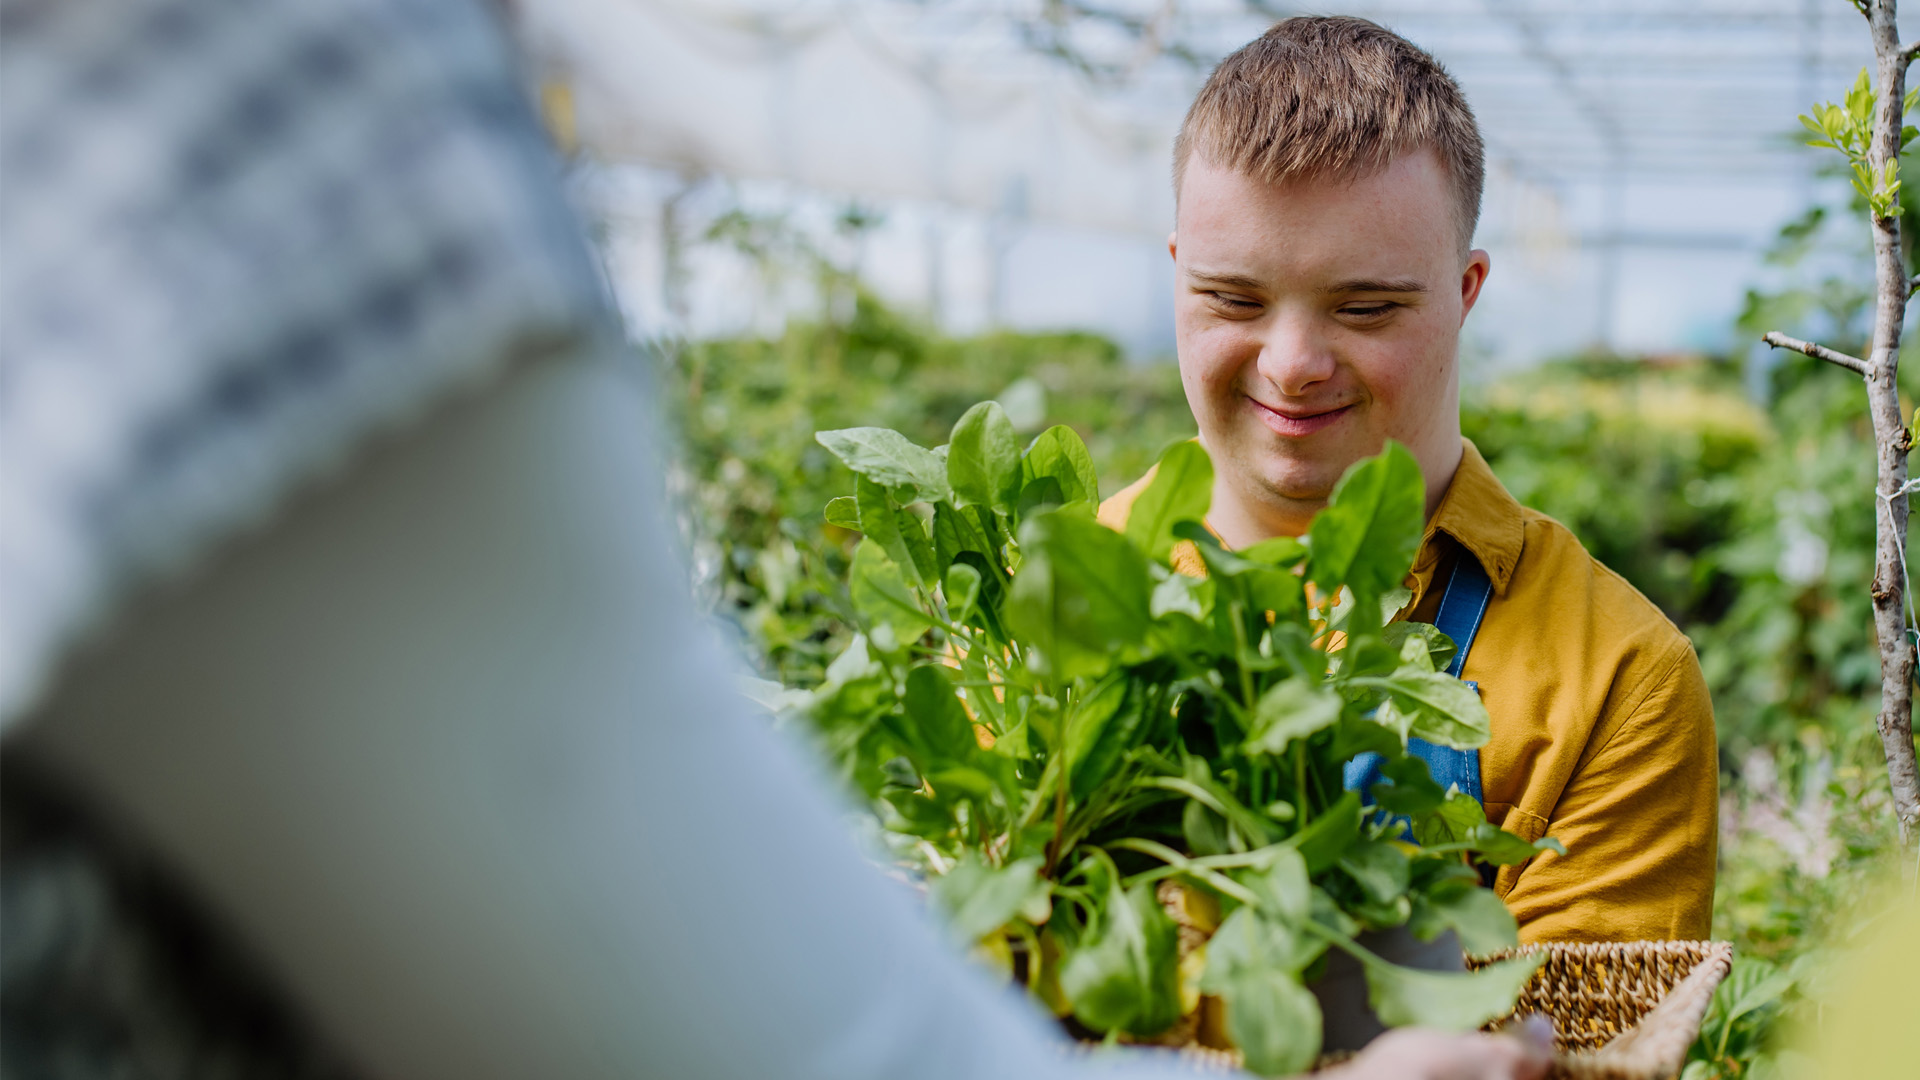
(1682, 957, 1797, 1080)
(791, 405, 1557, 1074)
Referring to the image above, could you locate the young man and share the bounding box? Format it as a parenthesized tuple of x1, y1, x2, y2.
(1100, 16, 1716, 944)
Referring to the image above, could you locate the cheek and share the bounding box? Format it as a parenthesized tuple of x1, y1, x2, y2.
(1354, 317, 1455, 413)
(1176, 315, 1258, 390)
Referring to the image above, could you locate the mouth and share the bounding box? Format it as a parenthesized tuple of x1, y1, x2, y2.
(1246, 397, 1355, 438)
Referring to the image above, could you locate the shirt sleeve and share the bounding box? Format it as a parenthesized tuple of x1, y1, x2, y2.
(1497, 637, 1719, 943)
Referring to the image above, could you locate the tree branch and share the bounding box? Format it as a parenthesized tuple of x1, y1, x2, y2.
(1864, 0, 1920, 836)
(1903, 39, 1920, 66)
(1761, 331, 1872, 376)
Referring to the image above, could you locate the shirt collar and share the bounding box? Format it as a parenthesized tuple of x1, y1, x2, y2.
(1417, 437, 1525, 596)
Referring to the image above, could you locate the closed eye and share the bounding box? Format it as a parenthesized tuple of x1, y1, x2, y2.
(1207, 291, 1261, 311)
(1339, 303, 1399, 320)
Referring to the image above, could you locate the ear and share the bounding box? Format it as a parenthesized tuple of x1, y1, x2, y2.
(1458, 249, 1492, 325)
(1167, 231, 1178, 261)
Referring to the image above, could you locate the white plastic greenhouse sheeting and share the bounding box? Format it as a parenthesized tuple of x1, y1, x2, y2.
(522, 0, 1183, 238)
(517, 1, 1884, 363)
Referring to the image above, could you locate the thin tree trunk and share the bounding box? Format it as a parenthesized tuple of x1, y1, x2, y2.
(1865, 0, 1920, 834)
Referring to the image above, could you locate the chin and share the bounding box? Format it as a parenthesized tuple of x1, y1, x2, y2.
(1251, 454, 1339, 506)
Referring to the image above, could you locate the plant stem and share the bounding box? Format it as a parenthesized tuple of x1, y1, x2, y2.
(1107, 838, 1263, 906)
(1294, 742, 1311, 827)
(1044, 734, 1072, 876)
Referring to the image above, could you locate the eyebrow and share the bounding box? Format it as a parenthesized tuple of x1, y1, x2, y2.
(1322, 278, 1427, 295)
(1186, 270, 1267, 292)
(1186, 270, 1429, 295)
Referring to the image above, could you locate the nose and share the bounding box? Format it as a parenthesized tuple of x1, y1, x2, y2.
(1253, 307, 1338, 398)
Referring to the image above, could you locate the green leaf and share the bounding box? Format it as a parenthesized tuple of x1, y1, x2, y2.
(1184, 798, 1232, 856)
(849, 539, 931, 640)
(1246, 565, 1307, 621)
(1413, 881, 1518, 955)
(1242, 847, 1310, 921)
(1241, 536, 1309, 567)
(1364, 951, 1544, 1030)
(1291, 790, 1362, 874)
(1383, 621, 1455, 675)
(1370, 755, 1446, 816)
(1338, 840, 1412, 906)
(817, 427, 952, 502)
(1059, 880, 1182, 1035)
(1218, 966, 1321, 1077)
(1414, 789, 1488, 847)
(1063, 676, 1130, 796)
(1006, 511, 1153, 681)
(1246, 676, 1344, 755)
(930, 853, 1050, 942)
(1356, 669, 1491, 750)
(1306, 442, 1425, 602)
(1202, 906, 1324, 985)
(1022, 425, 1100, 507)
(1150, 571, 1211, 619)
(1200, 905, 1325, 1073)
(899, 664, 981, 767)
(948, 401, 1022, 510)
(825, 495, 862, 529)
(1462, 824, 1564, 867)
(856, 476, 937, 587)
(1125, 441, 1214, 561)
(943, 562, 982, 623)
(1712, 958, 1795, 1029)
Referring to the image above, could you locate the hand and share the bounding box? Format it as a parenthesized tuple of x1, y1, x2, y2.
(1329, 1018, 1553, 1080)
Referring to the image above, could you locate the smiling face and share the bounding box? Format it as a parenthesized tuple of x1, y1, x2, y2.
(1171, 149, 1490, 545)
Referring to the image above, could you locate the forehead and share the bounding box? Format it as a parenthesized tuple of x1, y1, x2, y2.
(1175, 150, 1460, 279)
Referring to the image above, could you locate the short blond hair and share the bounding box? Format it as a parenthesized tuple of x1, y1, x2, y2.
(1174, 16, 1485, 249)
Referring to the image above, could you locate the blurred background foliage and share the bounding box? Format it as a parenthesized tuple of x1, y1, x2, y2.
(645, 194, 1914, 1079)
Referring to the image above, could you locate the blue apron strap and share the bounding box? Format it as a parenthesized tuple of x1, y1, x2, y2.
(1344, 553, 1494, 805)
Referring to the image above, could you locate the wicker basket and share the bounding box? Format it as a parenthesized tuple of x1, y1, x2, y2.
(1123, 936, 1732, 1079)
(1468, 940, 1734, 1080)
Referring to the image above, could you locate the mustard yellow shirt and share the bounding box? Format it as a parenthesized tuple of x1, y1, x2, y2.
(1098, 438, 1718, 944)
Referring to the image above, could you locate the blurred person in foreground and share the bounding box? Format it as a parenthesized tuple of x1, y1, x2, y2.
(1099, 17, 1717, 945)
(0, 1, 1549, 1077)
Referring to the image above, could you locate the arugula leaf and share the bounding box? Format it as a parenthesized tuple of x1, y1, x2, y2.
(1293, 790, 1363, 874)
(1411, 880, 1519, 955)
(943, 562, 982, 623)
(900, 664, 983, 766)
(1414, 789, 1489, 847)
(1247, 676, 1344, 756)
(824, 495, 861, 529)
(1370, 756, 1446, 816)
(1218, 966, 1321, 1077)
(1200, 906, 1325, 1075)
(1126, 441, 1213, 561)
(1338, 839, 1413, 906)
(1059, 880, 1182, 1035)
(1307, 441, 1424, 601)
(856, 476, 938, 586)
(1022, 425, 1100, 507)
(849, 539, 931, 641)
(1006, 511, 1152, 681)
(1363, 951, 1546, 1030)
(1242, 847, 1311, 921)
(948, 401, 1022, 510)
(930, 853, 1051, 942)
(1353, 669, 1492, 750)
(1462, 825, 1566, 867)
(818, 426, 953, 502)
